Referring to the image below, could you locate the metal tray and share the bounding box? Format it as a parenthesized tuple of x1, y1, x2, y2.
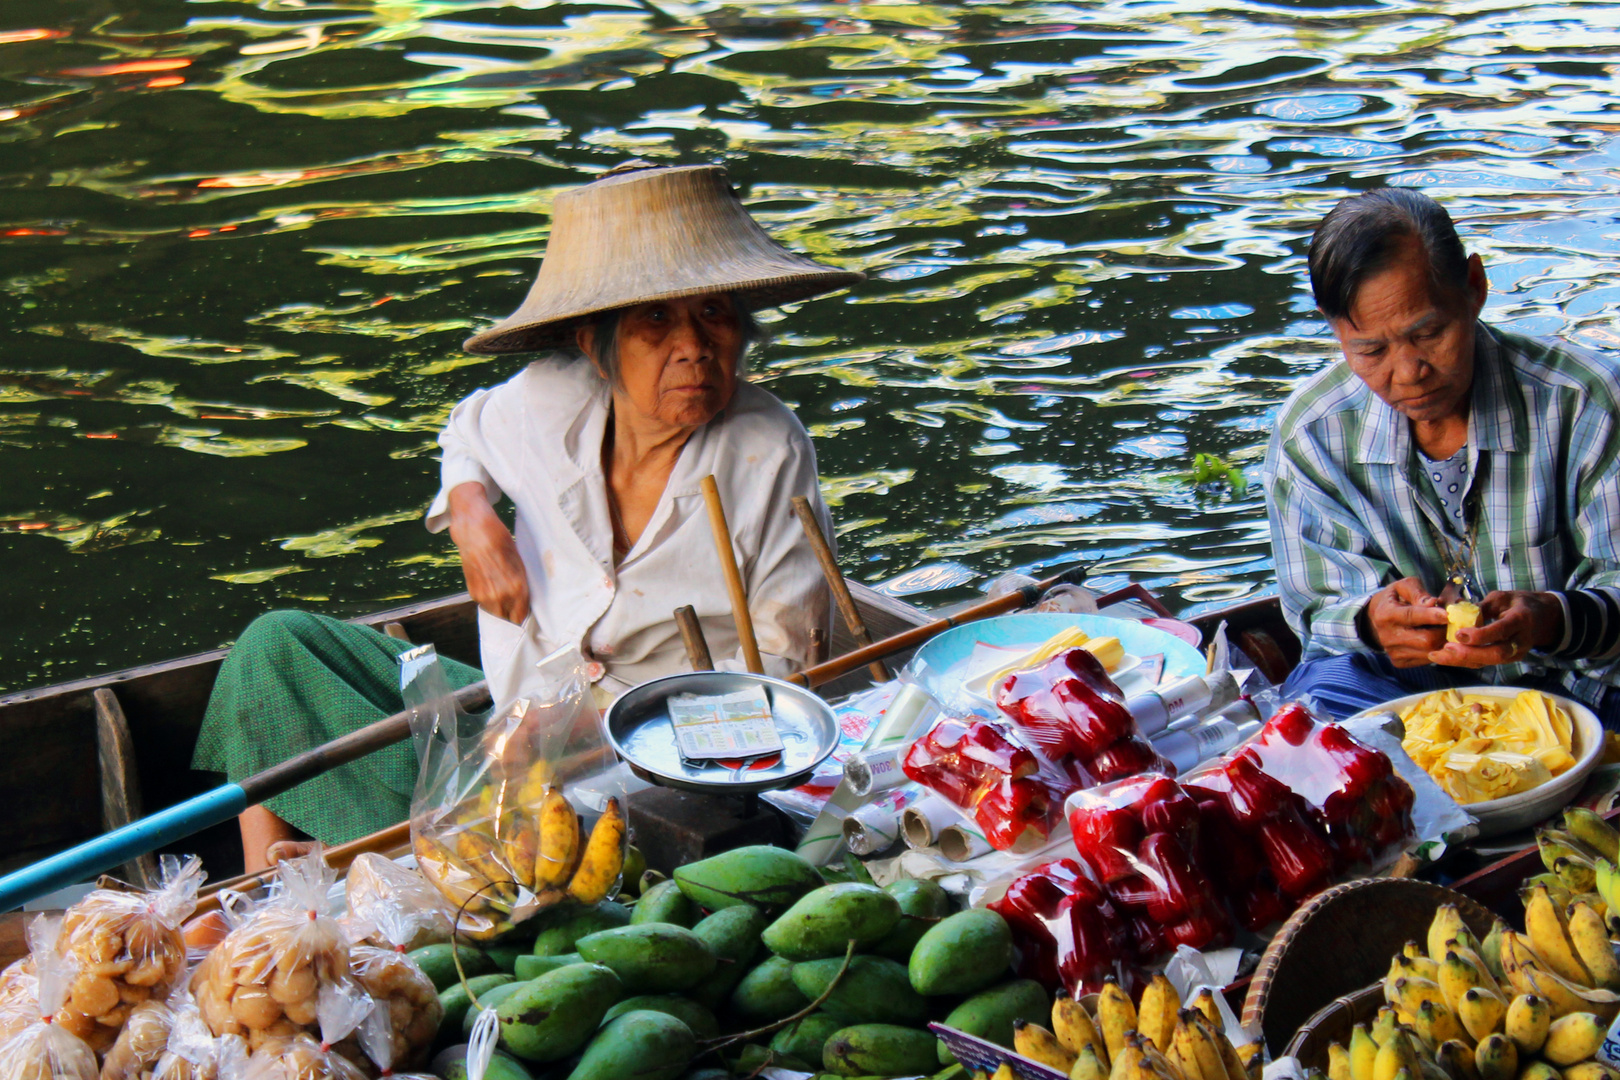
(605, 671, 841, 794)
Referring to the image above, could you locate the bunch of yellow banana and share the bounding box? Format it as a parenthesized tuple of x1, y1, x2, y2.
(413, 761, 627, 937)
(1528, 809, 1620, 917)
(1007, 974, 1261, 1080)
(1314, 902, 1620, 1080)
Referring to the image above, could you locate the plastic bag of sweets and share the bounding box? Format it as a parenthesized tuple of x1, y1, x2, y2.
(149, 1002, 249, 1080)
(340, 855, 452, 953)
(1187, 750, 1337, 903)
(1066, 774, 1233, 957)
(101, 998, 178, 1080)
(1182, 781, 1290, 933)
(242, 983, 375, 1080)
(995, 647, 1174, 784)
(54, 855, 203, 1053)
(404, 646, 628, 940)
(900, 715, 1072, 849)
(343, 890, 442, 1070)
(192, 850, 362, 1052)
(354, 1000, 436, 1080)
(1239, 702, 1415, 866)
(0, 957, 39, 1045)
(988, 858, 1132, 995)
(0, 916, 99, 1080)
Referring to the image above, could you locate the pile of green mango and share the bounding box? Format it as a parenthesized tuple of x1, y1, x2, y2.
(419, 845, 1049, 1080)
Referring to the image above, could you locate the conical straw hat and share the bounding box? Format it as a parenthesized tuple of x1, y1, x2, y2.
(464, 163, 864, 354)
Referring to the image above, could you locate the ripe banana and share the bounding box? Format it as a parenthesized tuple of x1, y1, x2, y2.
(1370, 1006, 1401, 1048)
(1236, 1040, 1263, 1080)
(1401, 941, 1440, 981)
(1563, 1062, 1620, 1080)
(1525, 883, 1595, 986)
(565, 796, 626, 904)
(1433, 1039, 1476, 1080)
(496, 809, 538, 890)
(1559, 855, 1601, 896)
(1191, 1009, 1245, 1080)
(1542, 1010, 1606, 1065)
(1071, 1044, 1109, 1080)
(1054, 989, 1109, 1064)
(1327, 1043, 1352, 1080)
(1504, 993, 1550, 1054)
(1441, 951, 1495, 1014)
(1569, 900, 1620, 990)
(1098, 977, 1138, 1063)
(1541, 829, 1600, 872)
(1191, 988, 1221, 1028)
(1566, 808, 1620, 864)
(1478, 920, 1508, 982)
(1471, 1033, 1517, 1080)
(1455, 987, 1505, 1043)
(1138, 1031, 1182, 1080)
(1139, 974, 1180, 1053)
(1389, 976, 1448, 1020)
(1517, 1063, 1560, 1080)
(534, 788, 581, 890)
(1348, 1024, 1378, 1080)
(1411, 999, 1464, 1049)
(1429, 906, 1473, 965)
(1373, 1029, 1419, 1080)
(1109, 1032, 1147, 1080)
(1016, 1019, 1079, 1072)
(1596, 858, 1620, 917)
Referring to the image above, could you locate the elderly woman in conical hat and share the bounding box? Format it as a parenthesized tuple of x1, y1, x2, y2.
(192, 163, 863, 870)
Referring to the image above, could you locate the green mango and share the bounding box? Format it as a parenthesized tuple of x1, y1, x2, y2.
(431, 1043, 536, 1080)
(936, 979, 1048, 1064)
(495, 962, 622, 1063)
(728, 955, 809, 1022)
(567, 1009, 696, 1080)
(484, 944, 527, 974)
(514, 953, 583, 981)
(465, 980, 529, 1036)
(438, 973, 514, 1038)
(733, 1043, 810, 1074)
(770, 1011, 845, 1064)
(687, 904, 766, 1008)
(531, 901, 632, 957)
(673, 845, 824, 914)
(762, 883, 901, 962)
(871, 878, 952, 961)
(822, 1023, 938, 1076)
(632, 879, 698, 927)
(601, 994, 719, 1039)
(790, 955, 927, 1025)
(908, 908, 1012, 996)
(408, 943, 496, 992)
(575, 923, 717, 993)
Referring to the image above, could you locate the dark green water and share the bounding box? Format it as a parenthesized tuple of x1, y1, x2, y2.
(2, 0, 1618, 692)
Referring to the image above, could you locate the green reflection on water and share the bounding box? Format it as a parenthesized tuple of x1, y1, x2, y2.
(1, 0, 1619, 689)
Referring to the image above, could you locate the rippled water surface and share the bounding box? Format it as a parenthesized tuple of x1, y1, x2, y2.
(2, 0, 1619, 691)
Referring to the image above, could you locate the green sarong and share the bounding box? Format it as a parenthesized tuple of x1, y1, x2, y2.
(191, 610, 483, 844)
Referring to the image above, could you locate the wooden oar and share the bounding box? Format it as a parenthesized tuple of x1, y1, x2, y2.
(786, 565, 1090, 688)
(700, 474, 764, 674)
(791, 495, 890, 684)
(0, 680, 492, 913)
(194, 820, 412, 912)
(673, 605, 713, 671)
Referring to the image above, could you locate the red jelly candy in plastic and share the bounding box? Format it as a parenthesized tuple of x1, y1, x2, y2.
(974, 774, 1063, 849)
(990, 858, 1130, 995)
(997, 648, 1135, 759)
(1069, 803, 1143, 884)
(1089, 736, 1172, 783)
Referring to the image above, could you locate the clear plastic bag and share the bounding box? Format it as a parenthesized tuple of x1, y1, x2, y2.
(242, 981, 374, 1080)
(150, 997, 248, 1080)
(56, 855, 203, 1052)
(100, 998, 176, 1080)
(0, 915, 99, 1080)
(343, 879, 443, 1072)
(340, 854, 452, 952)
(354, 1000, 436, 1080)
(191, 850, 367, 1052)
(403, 645, 628, 939)
(900, 715, 1073, 850)
(986, 857, 1131, 996)
(0, 957, 38, 1045)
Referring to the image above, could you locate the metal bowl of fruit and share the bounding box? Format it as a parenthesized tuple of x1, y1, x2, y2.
(1353, 686, 1604, 837)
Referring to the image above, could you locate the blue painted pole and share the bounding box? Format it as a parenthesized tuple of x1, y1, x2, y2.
(0, 785, 249, 911)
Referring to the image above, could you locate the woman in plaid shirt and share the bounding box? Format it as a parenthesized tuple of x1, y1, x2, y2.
(1264, 188, 1620, 724)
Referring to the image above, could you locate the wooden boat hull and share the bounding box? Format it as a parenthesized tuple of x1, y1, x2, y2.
(0, 583, 937, 879)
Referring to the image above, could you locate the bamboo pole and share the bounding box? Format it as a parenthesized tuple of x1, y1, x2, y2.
(791, 495, 889, 683)
(195, 821, 412, 911)
(700, 475, 764, 674)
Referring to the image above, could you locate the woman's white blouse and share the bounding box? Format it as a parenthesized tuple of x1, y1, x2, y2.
(424, 354, 834, 704)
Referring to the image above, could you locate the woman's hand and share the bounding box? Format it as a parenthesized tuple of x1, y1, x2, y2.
(447, 482, 530, 624)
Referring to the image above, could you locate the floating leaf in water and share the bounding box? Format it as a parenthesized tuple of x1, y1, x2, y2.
(1182, 452, 1249, 499)
(212, 565, 308, 584)
(278, 510, 419, 558)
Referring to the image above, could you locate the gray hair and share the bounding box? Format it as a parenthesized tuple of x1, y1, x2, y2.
(1308, 188, 1471, 321)
(580, 294, 765, 386)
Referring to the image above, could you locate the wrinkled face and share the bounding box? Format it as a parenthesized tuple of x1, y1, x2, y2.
(579, 294, 743, 431)
(1329, 237, 1487, 426)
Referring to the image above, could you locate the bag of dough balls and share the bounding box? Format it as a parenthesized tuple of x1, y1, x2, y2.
(344, 896, 441, 1072)
(57, 854, 203, 1053)
(192, 850, 362, 1052)
(149, 999, 248, 1080)
(354, 1001, 435, 1080)
(100, 998, 176, 1080)
(340, 855, 451, 953)
(0, 957, 38, 1045)
(0, 915, 99, 1080)
(242, 980, 374, 1080)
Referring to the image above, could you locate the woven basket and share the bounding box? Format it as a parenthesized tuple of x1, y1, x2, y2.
(1241, 878, 1495, 1055)
(1284, 984, 1386, 1071)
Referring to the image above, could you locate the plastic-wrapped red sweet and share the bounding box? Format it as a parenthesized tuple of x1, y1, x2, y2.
(973, 774, 1067, 851)
(996, 648, 1174, 783)
(988, 858, 1130, 994)
(902, 717, 1066, 849)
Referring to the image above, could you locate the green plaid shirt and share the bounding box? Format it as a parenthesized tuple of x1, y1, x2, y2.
(1263, 323, 1620, 706)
